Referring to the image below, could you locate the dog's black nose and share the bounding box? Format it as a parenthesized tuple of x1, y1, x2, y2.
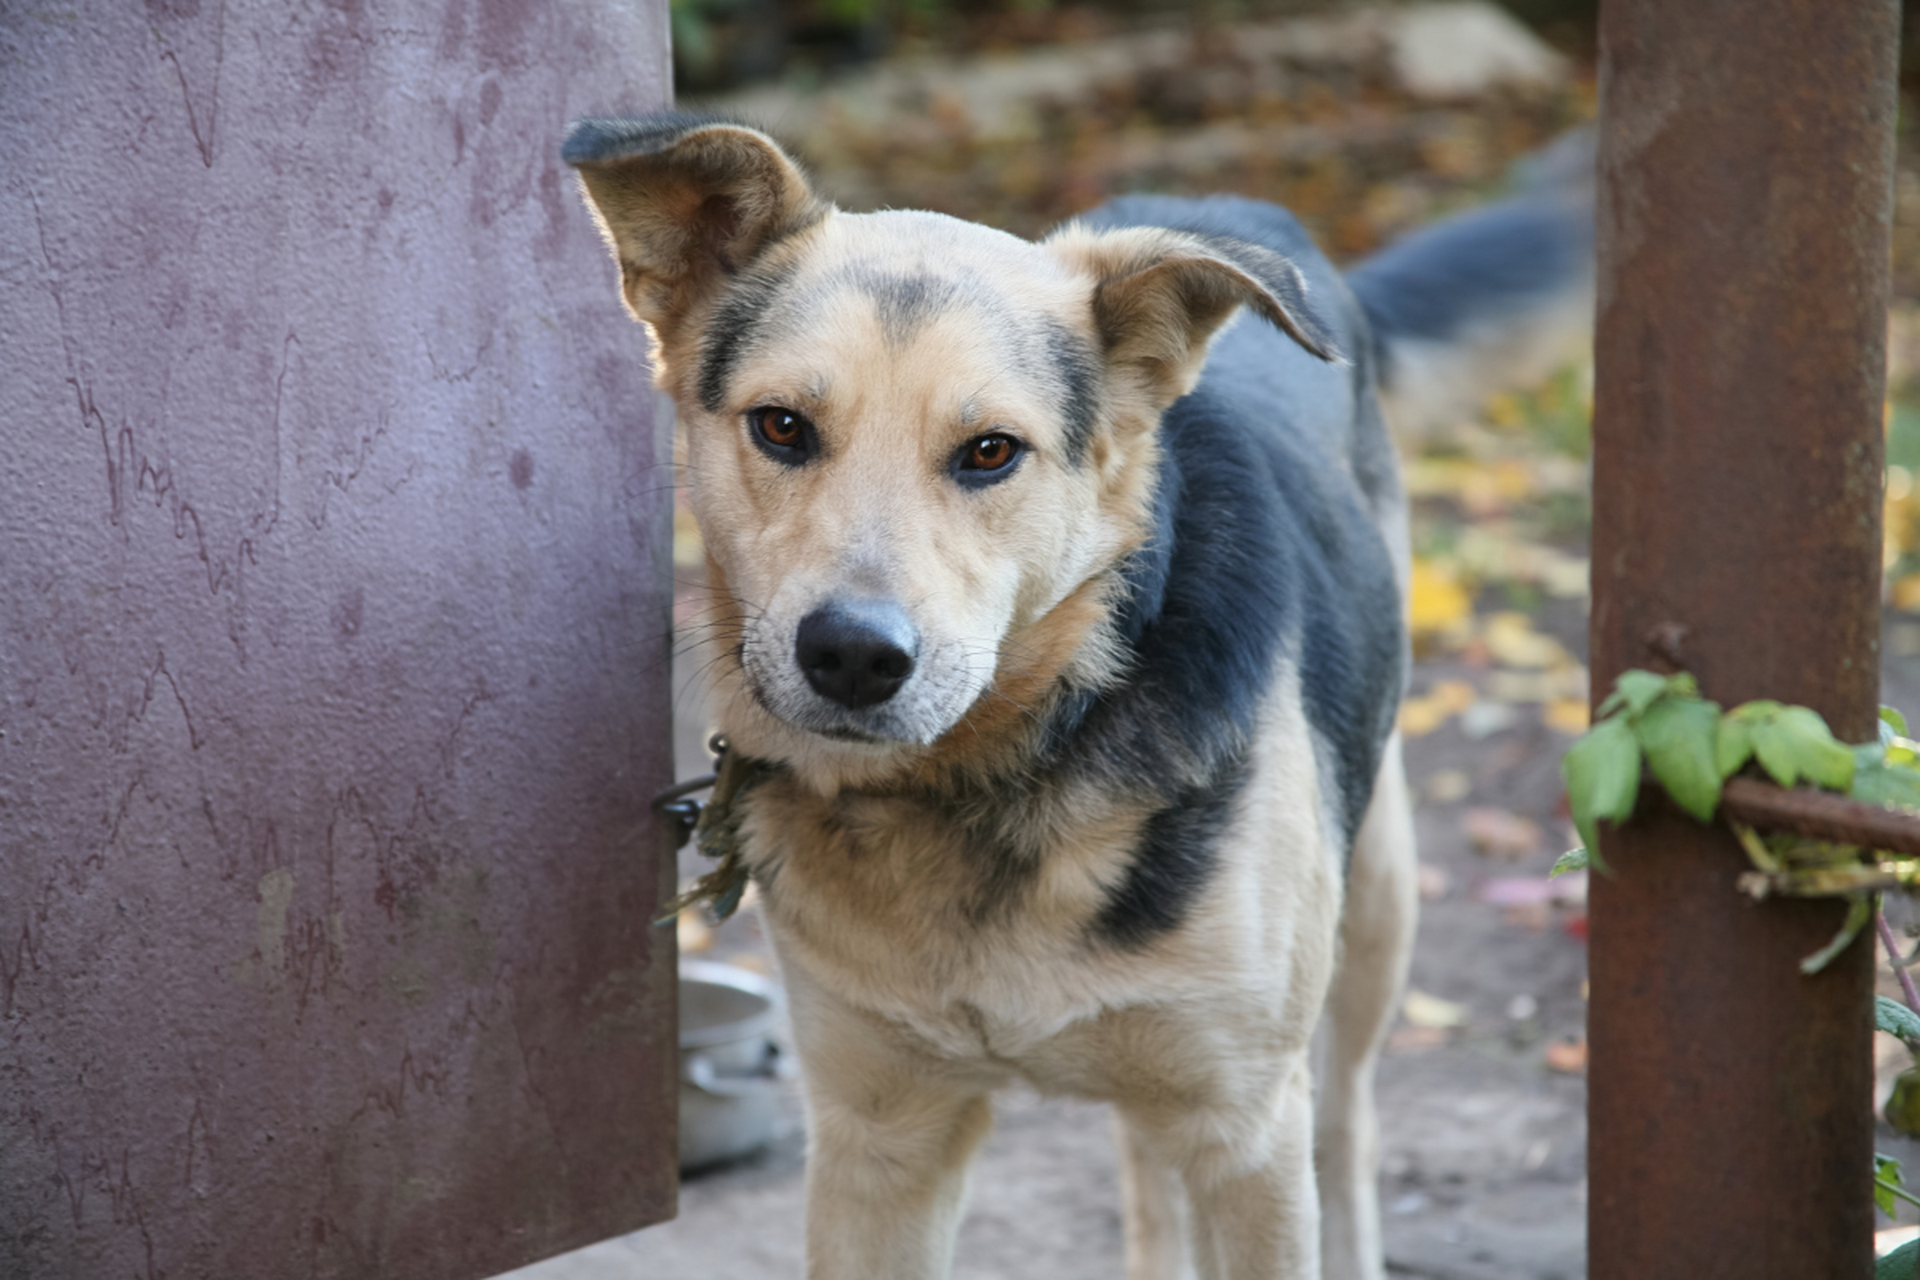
(795, 600, 919, 709)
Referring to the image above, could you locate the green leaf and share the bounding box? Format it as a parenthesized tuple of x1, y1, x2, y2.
(1550, 847, 1589, 878)
(1715, 714, 1754, 780)
(1598, 669, 1671, 721)
(1562, 716, 1642, 867)
(1726, 699, 1786, 724)
(1748, 713, 1799, 787)
(1747, 704, 1853, 791)
(1878, 996, 1920, 1048)
(1876, 1237, 1919, 1280)
(1637, 696, 1723, 822)
(1661, 672, 1700, 700)
(1780, 706, 1856, 791)
(1855, 755, 1920, 811)
(1885, 705, 1911, 740)
(1877, 1153, 1904, 1218)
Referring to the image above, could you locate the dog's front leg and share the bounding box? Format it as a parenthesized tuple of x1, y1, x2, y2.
(788, 985, 994, 1279)
(802, 1072, 992, 1279)
(1152, 1053, 1321, 1280)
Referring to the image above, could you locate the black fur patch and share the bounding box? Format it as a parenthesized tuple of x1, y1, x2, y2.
(561, 110, 740, 167)
(698, 259, 801, 413)
(1051, 194, 1405, 948)
(830, 265, 967, 345)
(1092, 749, 1252, 948)
(1042, 322, 1102, 463)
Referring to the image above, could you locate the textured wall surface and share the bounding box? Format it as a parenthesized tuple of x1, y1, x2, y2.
(0, 2, 677, 1276)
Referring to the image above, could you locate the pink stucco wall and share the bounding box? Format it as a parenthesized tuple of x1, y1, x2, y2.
(0, 2, 679, 1275)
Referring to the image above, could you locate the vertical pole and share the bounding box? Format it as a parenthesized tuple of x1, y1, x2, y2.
(1589, 2, 1897, 1276)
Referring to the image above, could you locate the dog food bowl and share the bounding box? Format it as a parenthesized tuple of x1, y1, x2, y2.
(679, 959, 791, 1172)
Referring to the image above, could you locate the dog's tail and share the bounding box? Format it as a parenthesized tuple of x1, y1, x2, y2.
(1346, 130, 1595, 440)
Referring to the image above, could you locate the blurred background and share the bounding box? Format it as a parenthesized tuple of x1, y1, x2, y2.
(516, 3, 1920, 1276)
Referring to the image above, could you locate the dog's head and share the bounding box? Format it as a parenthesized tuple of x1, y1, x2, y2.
(565, 114, 1338, 786)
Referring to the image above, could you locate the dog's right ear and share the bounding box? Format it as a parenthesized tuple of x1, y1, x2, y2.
(561, 113, 827, 339)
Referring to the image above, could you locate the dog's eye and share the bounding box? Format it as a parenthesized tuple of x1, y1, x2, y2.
(960, 434, 1021, 474)
(748, 406, 812, 463)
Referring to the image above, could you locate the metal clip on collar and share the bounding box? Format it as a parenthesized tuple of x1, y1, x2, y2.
(649, 736, 763, 926)
(650, 732, 729, 850)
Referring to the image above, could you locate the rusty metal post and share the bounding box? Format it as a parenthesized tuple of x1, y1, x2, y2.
(1589, 1, 1897, 1275)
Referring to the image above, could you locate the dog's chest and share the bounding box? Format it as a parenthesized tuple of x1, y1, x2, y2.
(743, 780, 1165, 1055)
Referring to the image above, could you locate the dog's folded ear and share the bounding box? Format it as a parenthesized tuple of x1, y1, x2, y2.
(1048, 226, 1342, 408)
(562, 113, 827, 337)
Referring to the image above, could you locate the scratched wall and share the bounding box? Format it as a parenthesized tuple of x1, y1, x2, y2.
(0, 2, 676, 1276)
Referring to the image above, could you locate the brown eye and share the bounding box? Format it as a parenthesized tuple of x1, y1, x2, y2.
(749, 406, 812, 464)
(964, 434, 1018, 472)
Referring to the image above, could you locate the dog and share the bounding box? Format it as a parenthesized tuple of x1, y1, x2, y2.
(562, 112, 1591, 1279)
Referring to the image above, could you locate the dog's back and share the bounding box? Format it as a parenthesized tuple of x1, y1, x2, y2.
(1062, 193, 1409, 881)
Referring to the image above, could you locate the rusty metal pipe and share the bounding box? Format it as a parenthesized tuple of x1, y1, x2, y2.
(1588, 1, 1897, 1275)
(1721, 777, 1920, 857)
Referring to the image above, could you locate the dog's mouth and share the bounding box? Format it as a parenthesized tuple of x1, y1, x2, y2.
(741, 671, 941, 748)
(737, 606, 989, 751)
(811, 722, 889, 745)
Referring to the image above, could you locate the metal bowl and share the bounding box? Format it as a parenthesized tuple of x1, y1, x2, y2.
(678, 960, 791, 1172)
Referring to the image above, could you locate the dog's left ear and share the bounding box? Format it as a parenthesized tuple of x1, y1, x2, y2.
(1047, 226, 1342, 408)
(562, 112, 827, 339)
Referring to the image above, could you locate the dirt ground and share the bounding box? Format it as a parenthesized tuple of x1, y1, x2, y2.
(500, 5, 1920, 1276)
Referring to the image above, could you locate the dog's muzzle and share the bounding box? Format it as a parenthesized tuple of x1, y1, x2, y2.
(794, 598, 919, 709)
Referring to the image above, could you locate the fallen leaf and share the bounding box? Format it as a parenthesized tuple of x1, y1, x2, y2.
(1431, 679, 1477, 713)
(1895, 573, 1920, 614)
(1403, 988, 1471, 1029)
(1417, 861, 1451, 901)
(1458, 700, 1520, 740)
(1387, 1025, 1450, 1054)
(1409, 558, 1473, 637)
(1540, 553, 1591, 600)
(1483, 611, 1569, 669)
(1422, 768, 1473, 804)
(1544, 1036, 1588, 1073)
(1502, 901, 1553, 933)
(1462, 807, 1545, 860)
(1477, 873, 1587, 907)
(1487, 671, 1558, 703)
(1399, 696, 1451, 738)
(1543, 697, 1590, 734)
(1398, 680, 1477, 738)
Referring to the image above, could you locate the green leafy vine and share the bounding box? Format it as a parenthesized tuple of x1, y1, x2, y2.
(1556, 669, 1920, 893)
(1559, 671, 1920, 1262)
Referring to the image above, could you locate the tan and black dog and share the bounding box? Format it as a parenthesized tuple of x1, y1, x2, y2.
(563, 113, 1590, 1280)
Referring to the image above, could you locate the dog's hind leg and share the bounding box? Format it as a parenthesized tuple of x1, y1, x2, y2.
(1115, 1110, 1196, 1280)
(1315, 733, 1418, 1280)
